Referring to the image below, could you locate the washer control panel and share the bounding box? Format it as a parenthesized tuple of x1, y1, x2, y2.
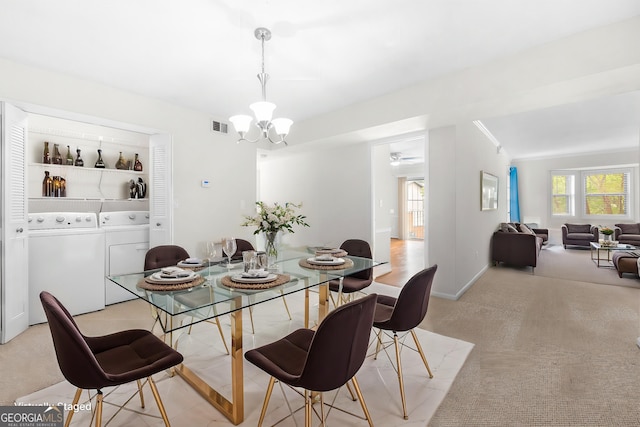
(28, 212, 99, 230)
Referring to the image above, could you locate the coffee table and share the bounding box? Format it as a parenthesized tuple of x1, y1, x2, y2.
(590, 242, 636, 267)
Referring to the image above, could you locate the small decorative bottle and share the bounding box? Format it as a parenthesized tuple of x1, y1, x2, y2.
(60, 177, 66, 197)
(43, 141, 51, 164)
(94, 149, 106, 168)
(133, 153, 143, 172)
(52, 144, 62, 165)
(42, 171, 53, 197)
(74, 148, 84, 167)
(65, 145, 74, 165)
(52, 176, 62, 197)
(115, 151, 127, 170)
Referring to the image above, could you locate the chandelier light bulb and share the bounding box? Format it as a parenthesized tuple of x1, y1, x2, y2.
(250, 101, 276, 123)
(271, 118, 293, 136)
(229, 115, 253, 134)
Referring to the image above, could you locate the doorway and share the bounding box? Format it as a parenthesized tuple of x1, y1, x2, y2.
(404, 178, 425, 240)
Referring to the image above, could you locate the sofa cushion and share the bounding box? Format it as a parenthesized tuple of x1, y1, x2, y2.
(566, 224, 591, 233)
(619, 234, 640, 242)
(506, 223, 518, 233)
(617, 223, 640, 234)
(519, 223, 534, 235)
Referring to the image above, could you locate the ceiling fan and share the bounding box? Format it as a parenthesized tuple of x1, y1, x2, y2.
(390, 152, 422, 165)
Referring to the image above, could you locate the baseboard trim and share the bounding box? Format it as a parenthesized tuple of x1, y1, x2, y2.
(431, 264, 489, 301)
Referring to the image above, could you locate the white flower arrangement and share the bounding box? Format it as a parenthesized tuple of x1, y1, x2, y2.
(241, 201, 309, 235)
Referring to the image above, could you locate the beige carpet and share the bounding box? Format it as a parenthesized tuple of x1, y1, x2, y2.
(426, 265, 640, 426)
(507, 243, 640, 289)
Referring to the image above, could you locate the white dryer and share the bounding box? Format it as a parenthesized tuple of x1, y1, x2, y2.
(100, 211, 150, 304)
(28, 212, 105, 325)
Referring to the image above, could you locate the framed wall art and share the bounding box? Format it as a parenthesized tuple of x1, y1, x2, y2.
(481, 171, 498, 211)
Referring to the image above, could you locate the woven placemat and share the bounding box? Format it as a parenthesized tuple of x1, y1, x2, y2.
(220, 274, 290, 290)
(137, 275, 205, 291)
(298, 258, 354, 270)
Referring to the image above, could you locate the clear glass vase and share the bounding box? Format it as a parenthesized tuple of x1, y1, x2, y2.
(264, 231, 280, 265)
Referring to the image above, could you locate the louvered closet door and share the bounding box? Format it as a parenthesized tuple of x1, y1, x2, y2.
(149, 133, 172, 247)
(1, 102, 29, 343)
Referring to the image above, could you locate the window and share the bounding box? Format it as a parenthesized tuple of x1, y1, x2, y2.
(582, 169, 630, 217)
(551, 174, 574, 216)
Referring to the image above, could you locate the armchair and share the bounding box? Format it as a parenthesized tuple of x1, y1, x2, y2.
(561, 224, 598, 249)
(614, 223, 640, 246)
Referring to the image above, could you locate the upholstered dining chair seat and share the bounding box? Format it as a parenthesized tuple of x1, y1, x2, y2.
(144, 245, 189, 270)
(144, 244, 230, 354)
(40, 291, 183, 427)
(373, 265, 438, 420)
(328, 239, 373, 305)
(245, 293, 378, 426)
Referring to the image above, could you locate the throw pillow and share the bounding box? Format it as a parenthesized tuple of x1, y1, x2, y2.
(519, 223, 534, 235)
(506, 223, 518, 233)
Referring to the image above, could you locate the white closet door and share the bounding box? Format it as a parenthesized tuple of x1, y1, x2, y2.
(1, 102, 29, 343)
(149, 133, 172, 247)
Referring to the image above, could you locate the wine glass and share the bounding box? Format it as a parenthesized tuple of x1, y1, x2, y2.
(222, 237, 237, 268)
(205, 241, 217, 279)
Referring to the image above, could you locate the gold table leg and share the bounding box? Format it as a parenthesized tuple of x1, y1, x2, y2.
(174, 296, 244, 425)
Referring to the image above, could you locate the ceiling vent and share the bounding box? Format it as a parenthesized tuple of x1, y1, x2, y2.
(211, 120, 228, 134)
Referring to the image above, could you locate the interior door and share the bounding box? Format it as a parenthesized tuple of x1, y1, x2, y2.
(149, 133, 172, 247)
(1, 102, 29, 343)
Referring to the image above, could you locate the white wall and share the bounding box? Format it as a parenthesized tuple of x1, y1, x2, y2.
(372, 144, 392, 272)
(512, 149, 640, 244)
(0, 57, 257, 258)
(258, 143, 372, 249)
(428, 123, 510, 299)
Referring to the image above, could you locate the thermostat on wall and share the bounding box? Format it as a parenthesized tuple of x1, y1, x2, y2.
(201, 179, 210, 188)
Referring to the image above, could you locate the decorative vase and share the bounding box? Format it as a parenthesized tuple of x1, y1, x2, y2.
(603, 234, 611, 241)
(264, 231, 280, 265)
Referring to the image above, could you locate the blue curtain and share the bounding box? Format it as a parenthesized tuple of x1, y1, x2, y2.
(509, 166, 521, 223)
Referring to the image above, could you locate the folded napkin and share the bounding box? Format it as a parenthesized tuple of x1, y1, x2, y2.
(315, 254, 334, 261)
(241, 269, 270, 278)
(160, 267, 191, 278)
(183, 257, 202, 264)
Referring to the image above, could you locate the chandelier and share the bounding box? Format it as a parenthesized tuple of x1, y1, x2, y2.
(229, 28, 293, 145)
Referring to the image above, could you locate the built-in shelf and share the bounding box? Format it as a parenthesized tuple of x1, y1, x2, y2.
(29, 162, 146, 175)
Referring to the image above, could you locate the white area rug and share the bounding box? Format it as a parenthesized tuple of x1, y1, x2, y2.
(17, 282, 473, 426)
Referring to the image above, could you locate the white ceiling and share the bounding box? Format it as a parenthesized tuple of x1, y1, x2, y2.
(1, 1, 639, 158)
(480, 91, 640, 160)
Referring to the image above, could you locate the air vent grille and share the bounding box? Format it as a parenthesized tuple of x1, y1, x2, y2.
(212, 120, 228, 134)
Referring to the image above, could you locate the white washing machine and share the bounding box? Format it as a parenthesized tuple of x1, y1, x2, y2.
(28, 212, 105, 325)
(100, 211, 150, 305)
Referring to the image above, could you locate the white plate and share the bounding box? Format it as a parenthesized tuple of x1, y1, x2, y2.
(230, 274, 278, 284)
(177, 260, 204, 268)
(307, 257, 346, 266)
(147, 271, 198, 284)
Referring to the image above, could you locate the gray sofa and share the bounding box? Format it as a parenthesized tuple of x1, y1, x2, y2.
(491, 223, 548, 271)
(614, 223, 640, 246)
(561, 224, 598, 248)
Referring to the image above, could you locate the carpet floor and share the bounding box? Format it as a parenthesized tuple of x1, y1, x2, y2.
(426, 251, 640, 426)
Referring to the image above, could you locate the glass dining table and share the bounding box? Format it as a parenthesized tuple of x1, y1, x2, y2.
(107, 249, 382, 425)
